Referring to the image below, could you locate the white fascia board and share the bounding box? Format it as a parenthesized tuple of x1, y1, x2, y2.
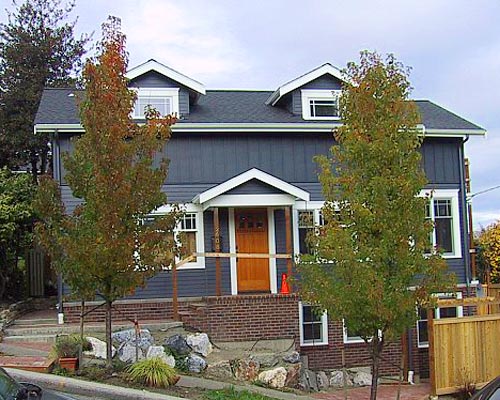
(127, 59, 206, 95)
(266, 63, 347, 106)
(194, 168, 310, 205)
(34, 124, 84, 133)
(172, 122, 341, 133)
(424, 128, 486, 137)
(203, 194, 297, 210)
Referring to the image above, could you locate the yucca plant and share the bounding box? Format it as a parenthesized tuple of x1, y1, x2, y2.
(126, 357, 179, 387)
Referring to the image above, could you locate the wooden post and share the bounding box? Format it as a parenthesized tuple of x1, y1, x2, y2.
(172, 263, 178, 320)
(284, 206, 293, 290)
(465, 159, 477, 281)
(214, 208, 222, 296)
(427, 307, 437, 398)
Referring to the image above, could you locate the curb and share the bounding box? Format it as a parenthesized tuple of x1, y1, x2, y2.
(6, 368, 186, 400)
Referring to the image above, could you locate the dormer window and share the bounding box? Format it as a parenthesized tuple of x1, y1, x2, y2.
(301, 89, 341, 120)
(132, 88, 179, 119)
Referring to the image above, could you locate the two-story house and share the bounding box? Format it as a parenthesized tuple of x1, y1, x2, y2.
(34, 59, 485, 377)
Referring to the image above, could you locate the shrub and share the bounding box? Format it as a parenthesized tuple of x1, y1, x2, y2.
(126, 357, 178, 387)
(51, 335, 90, 358)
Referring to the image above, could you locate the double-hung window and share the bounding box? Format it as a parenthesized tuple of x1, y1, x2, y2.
(301, 89, 341, 120)
(295, 204, 325, 255)
(175, 211, 204, 268)
(423, 189, 461, 258)
(299, 302, 328, 346)
(417, 292, 463, 348)
(132, 88, 179, 119)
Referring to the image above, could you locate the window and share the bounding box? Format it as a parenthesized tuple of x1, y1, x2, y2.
(423, 189, 461, 258)
(301, 89, 341, 120)
(298, 211, 314, 254)
(294, 202, 325, 256)
(343, 321, 365, 344)
(417, 292, 463, 348)
(132, 88, 179, 119)
(178, 213, 197, 259)
(299, 302, 328, 346)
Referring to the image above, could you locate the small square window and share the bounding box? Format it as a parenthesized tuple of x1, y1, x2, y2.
(301, 89, 341, 120)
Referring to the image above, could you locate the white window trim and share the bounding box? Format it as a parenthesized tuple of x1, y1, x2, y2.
(293, 201, 325, 256)
(151, 203, 205, 269)
(299, 301, 328, 346)
(132, 88, 180, 119)
(417, 291, 463, 348)
(342, 320, 382, 344)
(421, 189, 462, 259)
(301, 89, 341, 121)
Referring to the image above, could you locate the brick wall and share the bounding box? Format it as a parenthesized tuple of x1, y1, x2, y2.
(181, 294, 301, 342)
(301, 320, 402, 374)
(63, 299, 190, 323)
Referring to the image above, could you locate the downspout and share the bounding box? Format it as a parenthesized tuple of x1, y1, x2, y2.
(53, 129, 64, 324)
(459, 136, 471, 295)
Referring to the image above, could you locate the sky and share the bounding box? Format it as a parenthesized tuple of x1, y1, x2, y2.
(1, 0, 499, 229)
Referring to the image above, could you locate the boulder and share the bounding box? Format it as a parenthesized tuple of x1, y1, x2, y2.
(146, 345, 175, 367)
(299, 368, 319, 392)
(317, 370, 329, 389)
(282, 351, 301, 364)
(164, 334, 191, 355)
(205, 360, 234, 380)
(285, 363, 302, 388)
(258, 367, 287, 389)
(330, 370, 353, 388)
(353, 370, 373, 386)
(117, 342, 144, 363)
(186, 354, 207, 373)
(186, 333, 212, 357)
(84, 336, 115, 359)
(232, 358, 260, 381)
(112, 328, 154, 350)
(250, 353, 279, 368)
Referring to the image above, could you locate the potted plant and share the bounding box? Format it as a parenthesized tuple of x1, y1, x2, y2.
(51, 335, 90, 371)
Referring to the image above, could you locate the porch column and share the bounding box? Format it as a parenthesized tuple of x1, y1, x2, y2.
(214, 207, 222, 296)
(172, 263, 178, 320)
(285, 206, 293, 291)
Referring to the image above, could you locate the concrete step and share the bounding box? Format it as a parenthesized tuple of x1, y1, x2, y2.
(3, 334, 58, 344)
(11, 318, 58, 326)
(3, 320, 184, 341)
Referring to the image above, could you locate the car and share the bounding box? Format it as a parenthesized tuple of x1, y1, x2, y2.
(0, 367, 78, 400)
(471, 376, 500, 400)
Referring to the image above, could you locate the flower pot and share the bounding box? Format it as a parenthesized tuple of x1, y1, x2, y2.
(58, 357, 78, 371)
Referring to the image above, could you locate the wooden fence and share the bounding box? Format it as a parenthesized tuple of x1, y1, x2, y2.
(429, 298, 500, 396)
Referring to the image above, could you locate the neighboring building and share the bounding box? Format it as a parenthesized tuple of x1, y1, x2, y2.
(34, 60, 485, 376)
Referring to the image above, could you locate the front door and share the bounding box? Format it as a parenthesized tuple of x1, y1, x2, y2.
(235, 208, 270, 292)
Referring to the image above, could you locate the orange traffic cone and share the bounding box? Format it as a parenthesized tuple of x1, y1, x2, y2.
(280, 273, 290, 294)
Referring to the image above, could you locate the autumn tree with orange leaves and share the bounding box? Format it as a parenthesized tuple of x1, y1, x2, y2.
(35, 17, 178, 367)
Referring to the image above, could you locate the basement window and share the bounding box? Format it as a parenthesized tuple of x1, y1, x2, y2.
(299, 302, 328, 346)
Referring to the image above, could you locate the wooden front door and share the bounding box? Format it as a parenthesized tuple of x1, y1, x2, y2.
(235, 208, 270, 292)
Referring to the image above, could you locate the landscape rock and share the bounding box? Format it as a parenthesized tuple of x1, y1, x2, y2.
(353, 370, 373, 386)
(299, 368, 319, 392)
(117, 342, 144, 363)
(164, 334, 191, 355)
(258, 367, 287, 389)
(330, 370, 353, 388)
(282, 351, 301, 364)
(317, 370, 329, 389)
(186, 333, 212, 357)
(285, 363, 302, 388)
(232, 358, 260, 381)
(186, 354, 207, 373)
(250, 353, 279, 368)
(146, 345, 175, 367)
(205, 360, 234, 380)
(84, 336, 115, 359)
(112, 328, 154, 350)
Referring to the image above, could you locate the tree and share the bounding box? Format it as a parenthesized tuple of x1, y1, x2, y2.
(298, 52, 452, 400)
(0, 167, 35, 299)
(35, 17, 178, 368)
(477, 221, 500, 283)
(0, 0, 89, 178)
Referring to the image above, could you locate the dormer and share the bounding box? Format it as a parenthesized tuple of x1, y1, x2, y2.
(126, 59, 205, 119)
(266, 63, 346, 120)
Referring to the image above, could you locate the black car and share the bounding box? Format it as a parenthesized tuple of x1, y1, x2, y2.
(0, 368, 77, 400)
(471, 376, 500, 400)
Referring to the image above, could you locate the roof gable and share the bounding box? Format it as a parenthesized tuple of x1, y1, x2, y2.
(266, 63, 346, 106)
(126, 59, 206, 95)
(192, 168, 310, 204)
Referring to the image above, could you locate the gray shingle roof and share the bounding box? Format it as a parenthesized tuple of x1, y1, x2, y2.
(35, 88, 485, 131)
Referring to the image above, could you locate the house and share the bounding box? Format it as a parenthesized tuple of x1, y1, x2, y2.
(34, 59, 485, 377)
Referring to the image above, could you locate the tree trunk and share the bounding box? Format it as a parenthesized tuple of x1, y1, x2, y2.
(105, 299, 113, 369)
(369, 335, 384, 400)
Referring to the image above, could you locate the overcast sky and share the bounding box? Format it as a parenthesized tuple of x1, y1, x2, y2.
(2, 0, 499, 229)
